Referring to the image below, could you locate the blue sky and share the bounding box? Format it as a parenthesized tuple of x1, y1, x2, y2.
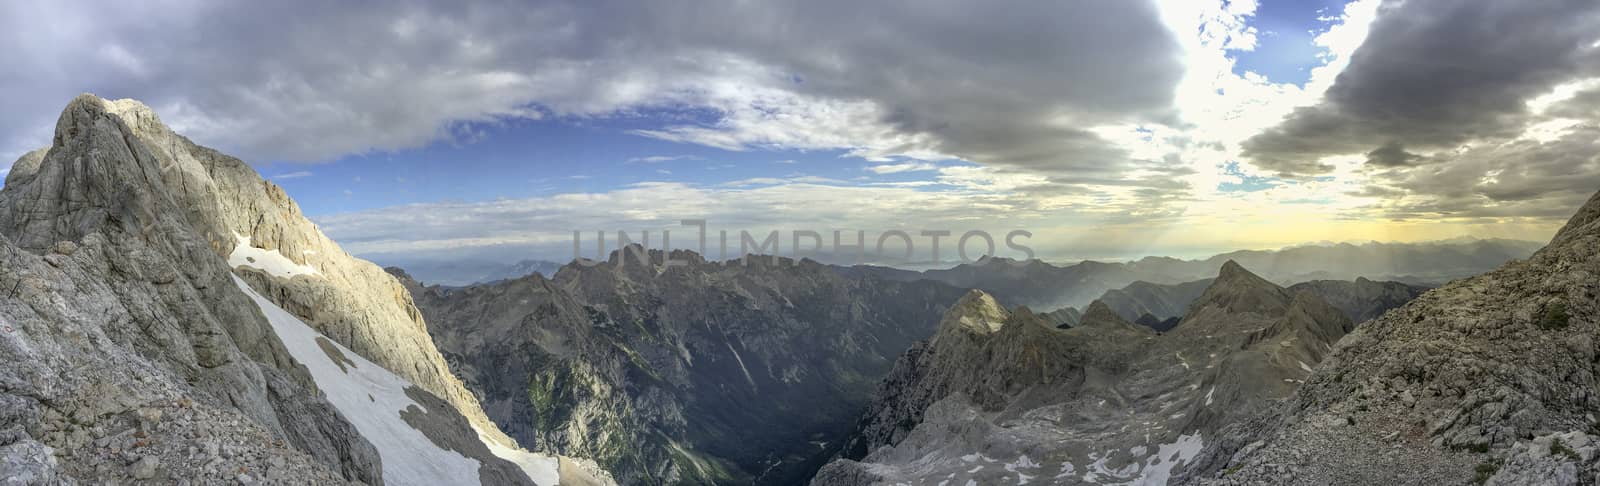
(265, 114, 964, 216)
(1231, 0, 1352, 86)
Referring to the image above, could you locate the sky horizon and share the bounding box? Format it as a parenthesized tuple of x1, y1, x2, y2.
(2, 0, 1597, 266)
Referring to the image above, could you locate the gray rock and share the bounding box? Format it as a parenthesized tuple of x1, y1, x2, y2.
(1203, 189, 1600, 485)
(0, 440, 62, 486)
(818, 261, 1353, 485)
(0, 95, 612, 485)
(130, 455, 159, 479)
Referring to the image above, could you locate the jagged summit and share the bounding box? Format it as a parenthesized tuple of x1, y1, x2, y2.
(1185, 260, 1293, 318)
(938, 289, 1009, 333)
(1216, 259, 1249, 279)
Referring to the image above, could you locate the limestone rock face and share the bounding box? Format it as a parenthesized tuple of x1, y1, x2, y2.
(1197, 189, 1600, 485)
(0, 94, 378, 484)
(398, 248, 968, 485)
(816, 261, 1351, 485)
(0, 94, 611, 484)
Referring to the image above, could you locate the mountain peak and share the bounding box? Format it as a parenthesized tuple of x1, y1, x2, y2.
(1079, 300, 1122, 324)
(52, 94, 169, 149)
(1187, 260, 1292, 317)
(1212, 259, 1277, 288)
(1075, 299, 1149, 334)
(52, 93, 112, 147)
(1217, 259, 1249, 279)
(939, 289, 1010, 334)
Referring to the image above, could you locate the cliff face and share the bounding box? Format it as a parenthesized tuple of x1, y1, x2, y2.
(0, 95, 609, 485)
(400, 249, 968, 485)
(1205, 189, 1600, 485)
(814, 261, 1351, 485)
(0, 94, 382, 484)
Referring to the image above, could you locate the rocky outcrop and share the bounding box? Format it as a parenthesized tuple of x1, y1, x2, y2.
(399, 249, 967, 485)
(1287, 277, 1430, 323)
(0, 95, 380, 483)
(0, 95, 609, 484)
(1099, 278, 1213, 323)
(816, 261, 1351, 485)
(1201, 189, 1600, 485)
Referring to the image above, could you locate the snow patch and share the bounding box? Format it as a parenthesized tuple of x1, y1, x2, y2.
(1077, 432, 1204, 485)
(233, 275, 561, 485)
(472, 423, 561, 486)
(1005, 455, 1040, 472)
(1055, 461, 1076, 479)
(1139, 432, 1204, 485)
(1204, 386, 1216, 406)
(229, 232, 319, 278)
(1298, 360, 1314, 373)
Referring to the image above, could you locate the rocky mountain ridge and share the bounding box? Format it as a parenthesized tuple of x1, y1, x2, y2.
(0, 94, 608, 484)
(1197, 190, 1600, 484)
(812, 260, 1352, 485)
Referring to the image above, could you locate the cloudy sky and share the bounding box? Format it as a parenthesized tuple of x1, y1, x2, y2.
(3, 0, 1598, 267)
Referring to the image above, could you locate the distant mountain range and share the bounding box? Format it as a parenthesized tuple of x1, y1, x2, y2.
(389, 238, 1538, 297)
(844, 238, 1538, 312)
(1082, 277, 1430, 332)
(381, 258, 567, 287)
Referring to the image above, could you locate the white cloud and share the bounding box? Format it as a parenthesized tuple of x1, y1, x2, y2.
(866, 162, 937, 174)
(627, 155, 702, 163)
(272, 171, 314, 180)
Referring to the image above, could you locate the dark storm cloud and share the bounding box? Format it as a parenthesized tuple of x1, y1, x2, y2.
(1364, 141, 1419, 168)
(1242, 0, 1600, 176)
(1361, 109, 1600, 220)
(0, 0, 1184, 180)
